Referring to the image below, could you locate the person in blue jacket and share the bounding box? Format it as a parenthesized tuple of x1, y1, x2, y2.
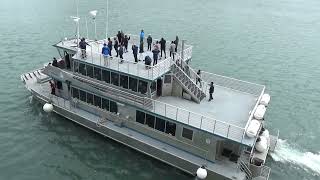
(140, 30, 144, 43)
(102, 43, 110, 65)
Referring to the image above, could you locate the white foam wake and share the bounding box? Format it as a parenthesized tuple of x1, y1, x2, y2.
(270, 139, 320, 176)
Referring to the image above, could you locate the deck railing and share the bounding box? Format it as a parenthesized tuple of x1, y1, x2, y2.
(201, 71, 265, 96)
(145, 98, 246, 143)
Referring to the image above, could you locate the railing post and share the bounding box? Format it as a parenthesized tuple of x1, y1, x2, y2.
(213, 120, 216, 133)
(188, 112, 191, 125)
(227, 125, 231, 138)
(176, 108, 179, 121)
(164, 104, 167, 116)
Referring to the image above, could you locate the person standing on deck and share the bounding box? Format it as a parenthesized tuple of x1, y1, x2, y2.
(49, 81, 56, 95)
(169, 41, 176, 60)
(124, 35, 130, 53)
(152, 48, 160, 66)
(102, 43, 110, 66)
(132, 43, 139, 63)
(175, 35, 179, 52)
(209, 82, 215, 101)
(147, 34, 152, 51)
(119, 45, 124, 63)
(117, 31, 122, 44)
(160, 38, 166, 59)
(139, 41, 144, 61)
(114, 38, 119, 57)
(79, 38, 90, 59)
(196, 69, 202, 87)
(107, 38, 113, 56)
(140, 30, 145, 43)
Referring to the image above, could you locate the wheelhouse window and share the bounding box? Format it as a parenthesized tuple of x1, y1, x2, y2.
(72, 87, 79, 99)
(138, 80, 148, 94)
(102, 70, 110, 83)
(111, 72, 119, 86)
(129, 77, 138, 92)
(79, 63, 86, 76)
(136, 110, 145, 124)
(79, 90, 86, 102)
(94, 67, 101, 80)
(86, 65, 94, 78)
(146, 114, 155, 128)
(102, 98, 110, 111)
(86, 93, 94, 105)
(155, 117, 165, 132)
(120, 75, 129, 89)
(94, 95, 102, 108)
(165, 122, 176, 136)
(182, 127, 193, 140)
(110, 101, 118, 113)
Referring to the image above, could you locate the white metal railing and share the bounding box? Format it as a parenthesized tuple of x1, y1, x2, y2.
(201, 71, 265, 96)
(144, 98, 246, 143)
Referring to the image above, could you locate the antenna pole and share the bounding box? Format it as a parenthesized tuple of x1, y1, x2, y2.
(105, 0, 109, 40)
(85, 16, 89, 40)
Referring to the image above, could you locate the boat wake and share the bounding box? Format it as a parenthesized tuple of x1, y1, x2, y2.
(270, 139, 320, 176)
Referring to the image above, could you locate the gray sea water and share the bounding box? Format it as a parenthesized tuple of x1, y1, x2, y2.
(0, 0, 319, 179)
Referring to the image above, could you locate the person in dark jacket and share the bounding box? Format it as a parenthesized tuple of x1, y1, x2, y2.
(107, 38, 113, 56)
(209, 82, 215, 101)
(114, 38, 119, 57)
(117, 31, 122, 44)
(132, 44, 138, 63)
(175, 35, 179, 52)
(152, 48, 160, 65)
(49, 81, 56, 95)
(123, 35, 130, 53)
(64, 51, 70, 69)
(52, 57, 58, 67)
(79, 38, 90, 58)
(160, 38, 166, 58)
(144, 55, 152, 68)
(147, 34, 152, 51)
(119, 45, 124, 63)
(196, 69, 202, 87)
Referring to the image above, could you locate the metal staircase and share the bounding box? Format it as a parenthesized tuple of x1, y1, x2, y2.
(172, 61, 206, 103)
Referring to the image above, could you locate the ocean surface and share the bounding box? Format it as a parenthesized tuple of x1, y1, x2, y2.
(0, 0, 319, 179)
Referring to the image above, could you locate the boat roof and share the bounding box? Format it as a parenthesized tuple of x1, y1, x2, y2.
(54, 35, 193, 81)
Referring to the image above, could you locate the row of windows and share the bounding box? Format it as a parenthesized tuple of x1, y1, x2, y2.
(73, 61, 155, 95)
(72, 87, 118, 113)
(136, 110, 194, 140)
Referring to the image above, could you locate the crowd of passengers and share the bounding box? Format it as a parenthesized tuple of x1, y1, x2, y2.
(78, 30, 179, 67)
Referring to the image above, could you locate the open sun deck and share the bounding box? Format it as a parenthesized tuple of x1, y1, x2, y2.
(55, 35, 193, 81)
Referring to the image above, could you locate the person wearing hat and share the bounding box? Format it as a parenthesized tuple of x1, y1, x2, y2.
(79, 38, 90, 59)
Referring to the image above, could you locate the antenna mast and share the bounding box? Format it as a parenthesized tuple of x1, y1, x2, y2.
(105, 0, 109, 40)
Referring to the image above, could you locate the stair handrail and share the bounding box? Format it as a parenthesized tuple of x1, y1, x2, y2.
(176, 53, 209, 95)
(238, 160, 253, 180)
(171, 58, 204, 102)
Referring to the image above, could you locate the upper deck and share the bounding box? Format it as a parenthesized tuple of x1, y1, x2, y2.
(54, 35, 193, 81)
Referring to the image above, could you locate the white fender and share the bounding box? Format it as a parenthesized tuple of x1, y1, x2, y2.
(254, 105, 266, 120)
(246, 120, 261, 138)
(255, 136, 268, 153)
(43, 103, 53, 113)
(260, 94, 271, 106)
(196, 166, 207, 179)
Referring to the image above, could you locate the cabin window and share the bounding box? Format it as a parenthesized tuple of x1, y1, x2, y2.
(138, 80, 148, 94)
(86, 93, 94, 105)
(102, 70, 110, 83)
(165, 122, 176, 136)
(150, 81, 156, 93)
(94, 67, 102, 80)
(111, 72, 119, 86)
(79, 63, 86, 76)
(136, 110, 145, 124)
(79, 90, 86, 102)
(73, 61, 79, 73)
(110, 101, 118, 113)
(164, 75, 171, 84)
(72, 87, 79, 99)
(129, 77, 138, 92)
(94, 95, 102, 108)
(120, 75, 129, 89)
(182, 127, 193, 140)
(86, 65, 94, 78)
(155, 117, 165, 132)
(102, 98, 110, 111)
(146, 114, 155, 128)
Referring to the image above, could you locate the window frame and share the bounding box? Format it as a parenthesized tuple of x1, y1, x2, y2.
(181, 127, 194, 141)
